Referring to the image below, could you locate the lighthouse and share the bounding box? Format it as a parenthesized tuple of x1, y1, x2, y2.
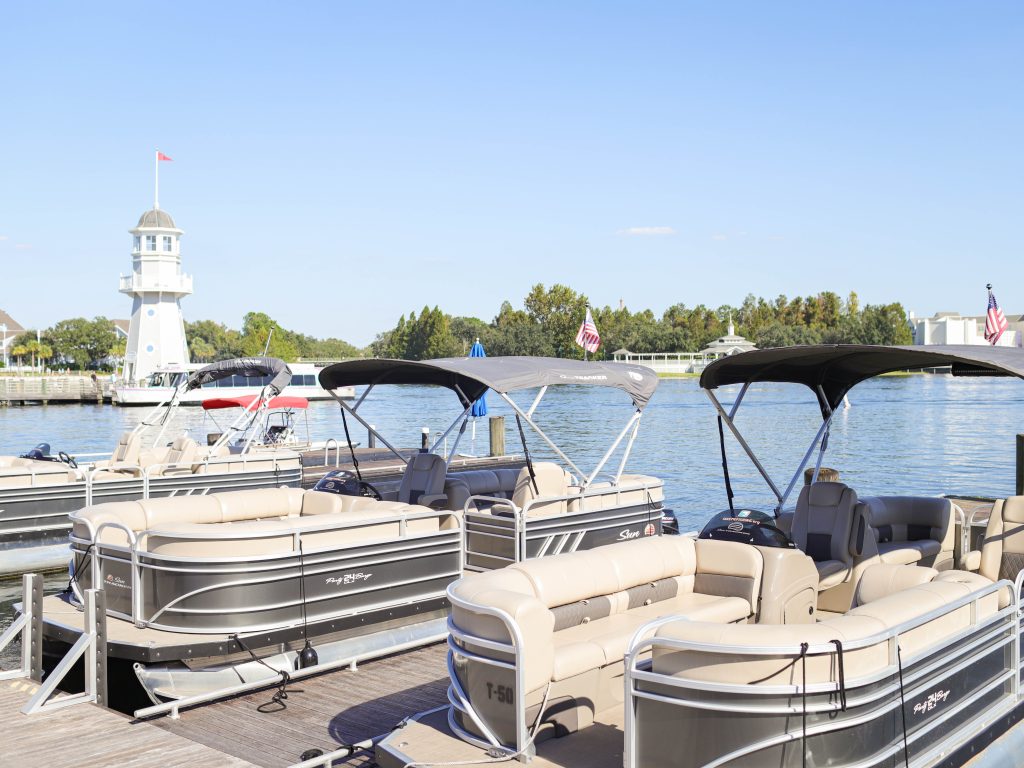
(119, 154, 192, 385)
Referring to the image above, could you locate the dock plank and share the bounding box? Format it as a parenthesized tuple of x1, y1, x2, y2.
(0, 678, 257, 768)
(151, 643, 450, 768)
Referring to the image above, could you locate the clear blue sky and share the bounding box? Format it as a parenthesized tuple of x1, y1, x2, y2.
(1, 2, 1021, 346)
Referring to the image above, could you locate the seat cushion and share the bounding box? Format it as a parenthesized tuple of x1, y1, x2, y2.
(816, 559, 849, 589)
(553, 592, 751, 669)
(877, 541, 923, 565)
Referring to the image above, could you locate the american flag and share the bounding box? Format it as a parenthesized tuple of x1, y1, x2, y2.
(985, 286, 1008, 345)
(575, 307, 601, 353)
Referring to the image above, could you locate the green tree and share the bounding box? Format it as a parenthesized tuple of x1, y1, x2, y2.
(47, 317, 118, 369)
(10, 343, 27, 368)
(523, 284, 590, 358)
(239, 312, 300, 361)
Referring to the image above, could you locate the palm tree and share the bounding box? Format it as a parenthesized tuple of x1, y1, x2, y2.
(25, 340, 52, 371)
(11, 344, 27, 369)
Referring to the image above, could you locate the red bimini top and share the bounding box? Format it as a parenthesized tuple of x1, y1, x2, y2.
(201, 395, 309, 411)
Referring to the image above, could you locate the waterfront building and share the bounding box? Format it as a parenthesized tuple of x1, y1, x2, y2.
(909, 311, 1023, 347)
(119, 206, 193, 385)
(0, 309, 25, 368)
(613, 320, 756, 374)
(698, 318, 757, 357)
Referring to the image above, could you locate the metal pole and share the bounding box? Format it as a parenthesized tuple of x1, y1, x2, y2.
(28, 574, 42, 682)
(93, 589, 108, 707)
(704, 389, 784, 504)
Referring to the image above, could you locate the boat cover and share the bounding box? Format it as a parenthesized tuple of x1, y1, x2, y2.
(201, 395, 308, 410)
(185, 357, 292, 397)
(700, 344, 1024, 417)
(318, 356, 660, 411)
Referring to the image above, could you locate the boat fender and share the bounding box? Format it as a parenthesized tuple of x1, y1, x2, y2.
(298, 640, 319, 669)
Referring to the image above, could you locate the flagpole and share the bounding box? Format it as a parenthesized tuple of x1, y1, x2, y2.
(154, 149, 160, 210)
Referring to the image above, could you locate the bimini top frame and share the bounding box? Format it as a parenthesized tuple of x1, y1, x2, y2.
(134, 357, 294, 455)
(318, 356, 660, 488)
(699, 344, 1024, 513)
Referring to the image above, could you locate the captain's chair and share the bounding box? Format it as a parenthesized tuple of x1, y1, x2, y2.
(511, 462, 572, 517)
(965, 496, 1024, 608)
(106, 430, 144, 471)
(792, 481, 859, 590)
(398, 452, 448, 507)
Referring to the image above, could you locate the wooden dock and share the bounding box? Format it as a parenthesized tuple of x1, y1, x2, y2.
(1, 677, 258, 768)
(0, 376, 109, 406)
(149, 643, 450, 767)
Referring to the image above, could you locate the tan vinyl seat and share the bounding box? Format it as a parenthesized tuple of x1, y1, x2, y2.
(449, 536, 762, 744)
(511, 462, 572, 517)
(398, 452, 448, 506)
(792, 482, 858, 590)
(972, 496, 1024, 607)
(72, 487, 446, 555)
(150, 435, 200, 475)
(111, 431, 142, 468)
(853, 563, 939, 606)
(861, 496, 955, 570)
(444, 469, 520, 511)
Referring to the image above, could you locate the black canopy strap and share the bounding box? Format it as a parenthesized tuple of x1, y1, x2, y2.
(829, 639, 847, 712)
(717, 415, 735, 513)
(340, 407, 362, 483)
(514, 413, 539, 495)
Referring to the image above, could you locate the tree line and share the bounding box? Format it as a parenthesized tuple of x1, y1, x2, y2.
(3, 289, 913, 370)
(371, 285, 913, 360)
(3, 313, 361, 370)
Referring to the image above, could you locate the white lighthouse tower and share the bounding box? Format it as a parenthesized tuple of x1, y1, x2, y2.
(119, 156, 192, 385)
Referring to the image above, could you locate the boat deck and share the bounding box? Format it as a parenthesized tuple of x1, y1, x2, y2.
(150, 643, 450, 767)
(1, 677, 257, 768)
(375, 705, 625, 768)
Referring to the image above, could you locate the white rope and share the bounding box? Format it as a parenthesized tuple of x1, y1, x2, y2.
(402, 682, 553, 768)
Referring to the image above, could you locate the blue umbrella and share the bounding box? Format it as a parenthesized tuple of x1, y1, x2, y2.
(469, 339, 488, 417)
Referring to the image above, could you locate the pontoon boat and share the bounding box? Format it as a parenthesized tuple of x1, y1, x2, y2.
(379, 344, 1024, 768)
(0, 357, 302, 575)
(41, 356, 665, 708)
(316, 356, 668, 569)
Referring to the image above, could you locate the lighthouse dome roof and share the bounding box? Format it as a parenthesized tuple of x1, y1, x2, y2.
(136, 209, 176, 228)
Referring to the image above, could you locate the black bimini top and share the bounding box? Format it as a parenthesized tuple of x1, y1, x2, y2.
(185, 357, 293, 398)
(318, 356, 660, 411)
(700, 344, 1024, 418)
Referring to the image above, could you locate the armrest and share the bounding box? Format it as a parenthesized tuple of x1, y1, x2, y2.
(962, 550, 981, 572)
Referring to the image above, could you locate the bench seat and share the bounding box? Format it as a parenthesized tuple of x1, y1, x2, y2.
(449, 536, 762, 745)
(71, 487, 453, 555)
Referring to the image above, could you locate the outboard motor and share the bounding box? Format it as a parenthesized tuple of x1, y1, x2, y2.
(20, 442, 52, 461)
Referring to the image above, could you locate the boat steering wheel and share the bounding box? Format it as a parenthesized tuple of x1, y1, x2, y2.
(58, 451, 78, 469)
(358, 482, 383, 500)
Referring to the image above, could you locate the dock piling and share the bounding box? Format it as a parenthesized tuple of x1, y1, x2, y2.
(489, 415, 505, 457)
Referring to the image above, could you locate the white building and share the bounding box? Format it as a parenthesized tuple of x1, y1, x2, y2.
(119, 207, 193, 385)
(910, 311, 1023, 347)
(699, 319, 758, 358)
(0, 309, 26, 368)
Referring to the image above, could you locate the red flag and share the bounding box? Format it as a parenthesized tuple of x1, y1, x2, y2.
(157, 152, 173, 162)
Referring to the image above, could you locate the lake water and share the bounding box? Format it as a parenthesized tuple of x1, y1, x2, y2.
(2, 374, 1024, 663)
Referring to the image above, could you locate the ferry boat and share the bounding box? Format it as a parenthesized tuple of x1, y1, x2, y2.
(112, 361, 355, 405)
